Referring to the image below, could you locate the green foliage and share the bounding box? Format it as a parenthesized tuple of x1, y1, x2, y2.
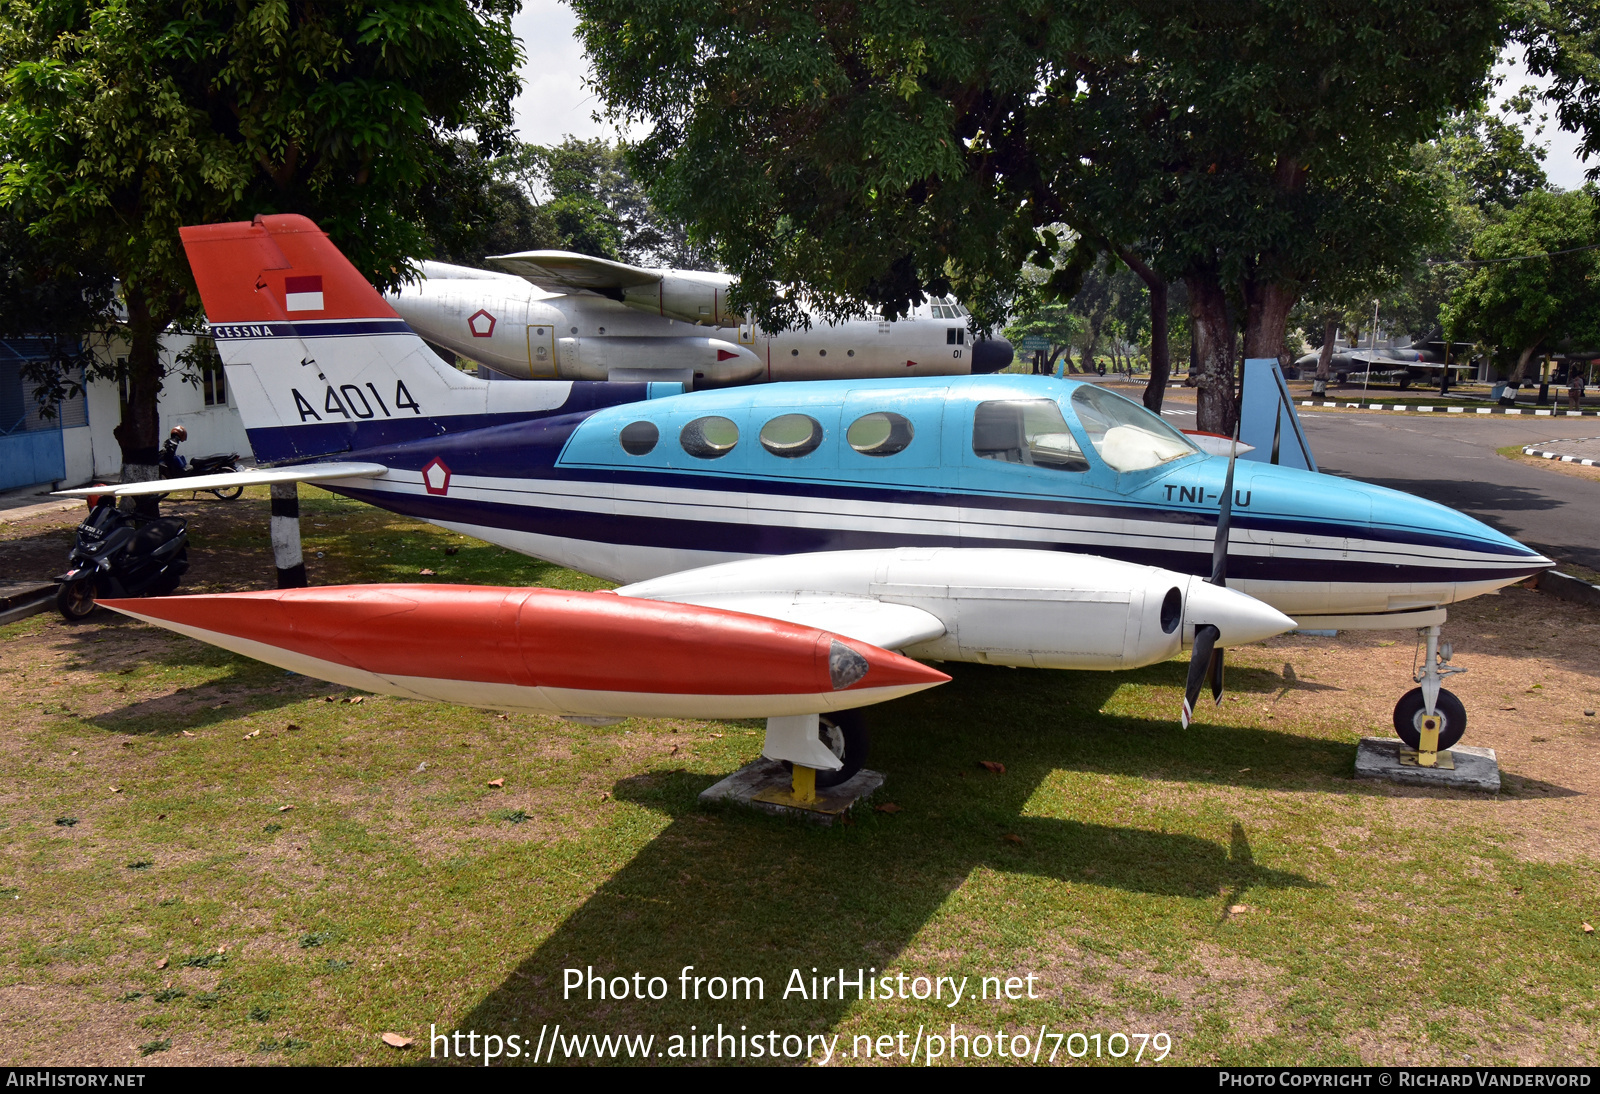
(179, 951, 226, 968)
(1442, 187, 1600, 373)
(1435, 106, 1550, 215)
(573, 0, 1507, 430)
(1520, 0, 1600, 176)
(0, 0, 522, 463)
(1302, 105, 1553, 348)
(1004, 305, 1083, 373)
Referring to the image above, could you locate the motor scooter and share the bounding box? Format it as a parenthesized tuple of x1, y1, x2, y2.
(159, 425, 244, 500)
(55, 496, 189, 621)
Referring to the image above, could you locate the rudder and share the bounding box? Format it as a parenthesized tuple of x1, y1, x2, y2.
(180, 215, 579, 463)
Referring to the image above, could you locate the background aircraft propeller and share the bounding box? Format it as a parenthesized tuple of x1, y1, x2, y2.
(1182, 419, 1241, 728)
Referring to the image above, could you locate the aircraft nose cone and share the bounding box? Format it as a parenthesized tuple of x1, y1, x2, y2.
(1182, 577, 1296, 647)
(970, 336, 1014, 374)
(835, 636, 951, 694)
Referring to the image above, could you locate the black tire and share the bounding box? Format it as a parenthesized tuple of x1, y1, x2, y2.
(212, 466, 244, 501)
(783, 709, 869, 789)
(1393, 687, 1466, 751)
(55, 577, 97, 622)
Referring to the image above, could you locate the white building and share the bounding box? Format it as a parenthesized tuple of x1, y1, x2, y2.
(0, 331, 251, 491)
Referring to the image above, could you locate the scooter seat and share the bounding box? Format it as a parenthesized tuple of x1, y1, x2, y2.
(129, 518, 185, 556)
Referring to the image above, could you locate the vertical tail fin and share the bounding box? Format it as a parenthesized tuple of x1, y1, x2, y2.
(180, 215, 581, 462)
(1238, 357, 1317, 472)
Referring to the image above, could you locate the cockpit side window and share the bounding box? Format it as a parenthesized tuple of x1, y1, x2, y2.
(972, 399, 1089, 472)
(1070, 386, 1198, 472)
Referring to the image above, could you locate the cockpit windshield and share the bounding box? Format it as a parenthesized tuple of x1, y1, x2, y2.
(1070, 385, 1199, 472)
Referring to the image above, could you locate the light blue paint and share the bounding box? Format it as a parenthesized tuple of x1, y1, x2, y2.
(551, 373, 1535, 561)
(1238, 357, 1317, 471)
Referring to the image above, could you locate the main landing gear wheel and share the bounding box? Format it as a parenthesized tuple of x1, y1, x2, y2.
(782, 710, 868, 789)
(1393, 687, 1466, 752)
(56, 578, 97, 622)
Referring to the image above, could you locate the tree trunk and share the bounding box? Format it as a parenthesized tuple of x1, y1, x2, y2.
(1504, 341, 1543, 403)
(1114, 247, 1170, 410)
(1140, 274, 1170, 412)
(1242, 280, 1297, 363)
(1315, 317, 1337, 394)
(1185, 273, 1235, 436)
(112, 289, 168, 516)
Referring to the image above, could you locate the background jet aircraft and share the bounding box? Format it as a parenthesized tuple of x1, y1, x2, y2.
(1293, 339, 1474, 388)
(71, 215, 1548, 791)
(387, 252, 1013, 387)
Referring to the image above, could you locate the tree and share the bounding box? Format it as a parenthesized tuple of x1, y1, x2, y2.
(424, 137, 720, 270)
(573, 0, 1507, 434)
(1441, 187, 1600, 391)
(1004, 304, 1082, 375)
(497, 138, 718, 269)
(0, 209, 115, 412)
(0, 0, 521, 487)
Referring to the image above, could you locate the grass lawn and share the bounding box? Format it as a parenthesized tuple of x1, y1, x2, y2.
(1, 488, 1597, 1066)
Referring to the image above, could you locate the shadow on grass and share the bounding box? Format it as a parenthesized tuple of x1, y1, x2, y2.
(47, 613, 315, 734)
(450, 663, 1324, 1059)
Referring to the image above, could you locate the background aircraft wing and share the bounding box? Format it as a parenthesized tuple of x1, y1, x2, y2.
(488, 250, 661, 294)
(53, 462, 390, 498)
(617, 591, 947, 651)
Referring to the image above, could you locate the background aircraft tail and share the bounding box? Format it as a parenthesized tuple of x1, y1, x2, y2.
(180, 215, 666, 464)
(1238, 357, 1317, 471)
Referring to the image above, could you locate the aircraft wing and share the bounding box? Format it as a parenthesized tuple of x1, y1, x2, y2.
(488, 250, 660, 294)
(616, 591, 948, 651)
(53, 462, 390, 498)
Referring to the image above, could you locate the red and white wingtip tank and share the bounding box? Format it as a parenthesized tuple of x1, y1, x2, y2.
(99, 585, 950, 721)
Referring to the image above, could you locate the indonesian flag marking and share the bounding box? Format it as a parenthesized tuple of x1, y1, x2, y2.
(284, 275, 324, 312)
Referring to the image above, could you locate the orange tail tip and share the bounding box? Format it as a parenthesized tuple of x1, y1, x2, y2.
(179, 214, 399, 325)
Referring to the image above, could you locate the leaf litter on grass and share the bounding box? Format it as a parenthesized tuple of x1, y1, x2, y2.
(1, 487, 1598, 1065)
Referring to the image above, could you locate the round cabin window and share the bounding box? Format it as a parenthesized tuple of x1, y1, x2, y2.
(619, 421, 659, 456)
(759, 414, 824, 458)
(846, 412, 914, 456)
(680, 415, 740, 459)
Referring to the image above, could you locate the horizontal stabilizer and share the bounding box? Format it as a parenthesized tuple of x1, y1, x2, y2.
(489, 250, 661, 293)
(1182, 431, 1256, 458)
(616, 591, 947, 651)
(54, 462, 389, 498)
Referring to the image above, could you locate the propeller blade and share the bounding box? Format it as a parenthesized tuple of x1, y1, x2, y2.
(1182, 624, 1221, 728)
(1209, 645, 1225, 706)
(1209, 419, 1242, 587)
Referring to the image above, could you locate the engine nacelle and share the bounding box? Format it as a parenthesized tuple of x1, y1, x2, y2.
(620, 271, 739, 327)
(617, 548, 1294, 672)
(555, 335, 763, 384)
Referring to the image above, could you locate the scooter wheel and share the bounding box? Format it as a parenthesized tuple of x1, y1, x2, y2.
(56, 578, 98, 622)
(213, 466, 244, 501)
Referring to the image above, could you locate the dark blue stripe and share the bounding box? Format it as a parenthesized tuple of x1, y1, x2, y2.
(327, 484, 1547, 586)
(252, 384, 656, 463)
(210, 319, 412, 339)
(320, 410, 1536, 562)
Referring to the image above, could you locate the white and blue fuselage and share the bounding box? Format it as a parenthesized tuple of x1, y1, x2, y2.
(236, 363, 1545, 628)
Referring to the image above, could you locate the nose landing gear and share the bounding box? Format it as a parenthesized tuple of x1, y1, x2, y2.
(1394, 624, 1468, 767)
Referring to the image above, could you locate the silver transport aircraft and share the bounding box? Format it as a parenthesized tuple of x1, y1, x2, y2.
(386, 251, 1014, 387)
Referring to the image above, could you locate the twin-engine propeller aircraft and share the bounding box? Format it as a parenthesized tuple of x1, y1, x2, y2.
(68, 215, 1550, 793)
(386, 251, 1014, 387)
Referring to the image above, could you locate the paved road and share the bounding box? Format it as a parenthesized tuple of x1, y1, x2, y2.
(1296, 410, 1600, 570)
